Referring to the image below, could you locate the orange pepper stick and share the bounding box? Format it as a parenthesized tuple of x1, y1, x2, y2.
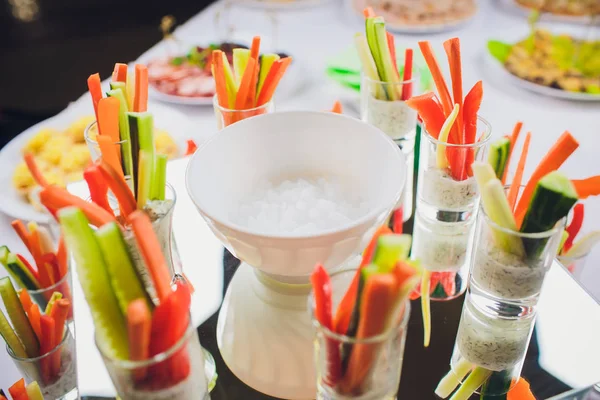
(571, 176, 600, 199)
(133, 64, 149, 112)
(514, 131, 579, 227)
(418, 41, 453, 116)
(338, 273, 397, 394)
(97, 161, 137, 220)
(8, 379, 26, 400)
(331, 101, 343, 114)
(112, 63, 128, 82)
(84, 164, 115, 217)
(129, 211, 172, 302)
(127, 299, 152, 381)
(507, 132, 532, 210)
(406, 92, 446, 138)
(24, 153, 48, 188)
(235, 57, 257, 110)
(50, 299, 69, 376)
(39, 186, 116, 227)
(87, 73, 103, 121)
(247, 36, 261, 108)
(507, 377, 535, 400)
(502, 121, 524, 184)
(11, 220, 32, 254)
(256, 57, 292, 107)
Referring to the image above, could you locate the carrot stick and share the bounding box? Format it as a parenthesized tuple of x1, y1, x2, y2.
(452, 80, 483, 180)
(39, 315, 56, 383)
(332, 225, 392, 334)
(235, 57, 257, 110)
(571, 176, 600, 199)
(502, 121, 523, 184)
(256, 57, 292, 106)
(507, 132, 531, 210)
(39, 185, 116, 227)
(406, 92, 445, 138)
(24, 153, 48, 188)
(514, 131, 580, 226)
(11, 220, 32, 253)
(97, 135, 124, 179)
(386, 33, 399, 79)
(418, 41, 453, 116)
(28, 304, 42, 341)
(49, 299, 69, 377)
(56, 238, 68, 279)
(97, 161, 137, 221)
(363, 6, 376, 17)
(87, 73, 103, 121)
(127, 299, 152, 381)
(133, 64, 149, 112)
(331, 101, 343, 114)
(19, 289, 33, 312)
(401, 48, 413, 100)
(507, 377, 535, 400)
(129, 211, 172, 303)
(443, 38, 463, 143)
(212, 51, 229, 108)
(247, 36, 261, 107)
(112, 63, 128, 83)
(97, 97, 122, 146)
(338, 274, 397, 393)
(84, 164, 114, 217)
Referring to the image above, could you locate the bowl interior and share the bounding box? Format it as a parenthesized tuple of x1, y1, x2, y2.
(186, 111, 405, 238)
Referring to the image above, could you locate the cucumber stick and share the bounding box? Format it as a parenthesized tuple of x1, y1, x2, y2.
(371, 234, 412, 272)
(520, 171, 578, 258)
(480, 370, 512, 398)
(450, 367, 492, 400)
(354, 33, 384, 99)
(488, 137, 511, 179)
(233, 48, 250, 85)
(151, 154, 168, 201)
(257, 53, 279, 100)
(0, 247, 40, 290)
(107, 88, 134, 182)
(0, 307, 28, 358)
(436, 104, 460, 169)
(96, 222, 152, 314)
(435, 358, 474, 398)
(137, 150, 153, 209)
(0, 277, 39, 357)
(373, 17, 399, 100)
(128, 111, 154, 200)
(58, 207, 129, 360)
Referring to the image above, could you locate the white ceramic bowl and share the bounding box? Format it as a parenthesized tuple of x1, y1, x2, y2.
(186, 111, 406, 280)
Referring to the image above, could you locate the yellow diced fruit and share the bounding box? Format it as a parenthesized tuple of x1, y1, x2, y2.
(66, 115, 95, 143)
(155, 130, 178, 159)
(39, 136, 71, 165)
(12, 162, 35, 189)
(23, 129, 55, 154)
(59, 144, 91, 172)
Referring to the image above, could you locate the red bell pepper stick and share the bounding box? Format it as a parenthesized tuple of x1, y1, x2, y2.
(84, 164, 115, 217)
(310, 264, 341, 386)
(564, 203, 585, 253)
(8, 379, 27, 400)
(184, 139, 198, 156)
(401, 48, 413, 101)
(406, 93, 445, 138)
(392, 208, 403, 234)
(437, 272, 456, 297)
(386, 33, 399, 79)
(16, 254, 39, 282)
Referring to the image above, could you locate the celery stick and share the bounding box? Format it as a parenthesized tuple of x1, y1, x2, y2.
(421, 270, 431, 347)
(151, 154, 168, 201)
(137, 150, 153, 209)
(233, 48, 251, 85)
(44, 292, 63, 315)
(25, 381, 44, 400)
(222, 52, 239, 108)
(436, 104, 460, 169)
(128, 112, 154, 199)
(365, 18, 383, 87)
(96, 222, 153, 314)
(108, 88, 134, 181)
(110, 81, 127, 96)
(482, 180, 525, 256)
(58, 207, 129, 360)
(472, 161, 497, 191)
(256, 53, 279, 100)
(355, 33, 385, 100)
(0, 308, 28, 358)
(0, 277, 39, 357)
(435, 359, 474, 398)
(449, 367, 492, 400)
(373, 17, 399, 100)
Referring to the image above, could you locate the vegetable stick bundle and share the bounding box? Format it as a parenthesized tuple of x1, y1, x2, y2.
(355, 7, 414, 101)
(3, 378, 45, 400)
(211, 36, 292, 125)
(0, 277, 71, 386)
(406, 38, 483, 181)
(310, 228, 421, 395)
(1, 218, 72, 318)
(58, 206, 193, 389)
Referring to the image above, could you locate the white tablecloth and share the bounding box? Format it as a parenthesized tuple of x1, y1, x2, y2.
(1, 0, 599, 394)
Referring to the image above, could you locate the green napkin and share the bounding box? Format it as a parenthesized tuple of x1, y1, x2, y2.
(326, 46, 433, 92)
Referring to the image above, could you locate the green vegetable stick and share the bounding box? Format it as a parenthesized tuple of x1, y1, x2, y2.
(354, 33, 385, 100)
(107, 88, 134, 182)
(151, 154, 168, 201)
(0, 307, 28, 358)
(110, 81, 127, 97)
(0, 247, 40, 290)
(435, 358, 474, 398)
(488, 137, 511, 179)
(257, 53, 280, 99)
(365, 17, 383, 86)
(96, 222, 153, 314)
(44, 292, 63, 315)
(25, 381, 44, 400)
(222, 52, 239, 107)
(233, 48, 251, 85)
(436, 104, 460, 169)
(0, 277, 39, 357)
(127, 112, 153, 198)
(557, 230, 569, 255)
(421, 270, 431, 347)
(137, 150, 153, 209)
(58, 207, 129, 360)
(371, 234, 412, 271)
(373, 17, 399, 100)
(482, 180, 525, 256)
(449, 367, 492, 400)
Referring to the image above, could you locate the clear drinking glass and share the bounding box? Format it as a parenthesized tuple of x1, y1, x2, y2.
(558, 251, 589, 280)
(213, 95, 274, 129)
(27, 268, 74, 322)
(470, 196, 566, 306)
(449, 290, 536, 397)
(309, 269, 410, 400)
(97, 323, 210, 400)
(84, 121, 127, 163)
(361, 74, 421, 223)
(8, 322, 78, 400)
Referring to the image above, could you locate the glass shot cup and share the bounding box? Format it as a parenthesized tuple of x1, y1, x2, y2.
(309, 269, 410, 400)
(8, 322, 79, 400)
(27, 267, 74, 323)
(213, 95, 274, 129)
(558, 251, 589, 280)
(96, 323, 210, 400)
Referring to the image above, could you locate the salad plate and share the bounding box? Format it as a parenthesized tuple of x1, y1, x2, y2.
(501, 0, 599, 25)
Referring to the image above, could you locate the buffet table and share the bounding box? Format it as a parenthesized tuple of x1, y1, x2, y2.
(1, 0, 599, 398)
